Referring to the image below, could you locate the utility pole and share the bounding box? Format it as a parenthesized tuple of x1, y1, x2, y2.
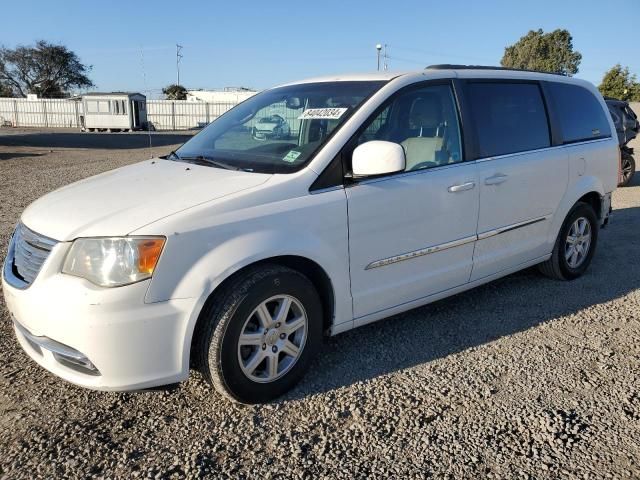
(376, 44, 382, 71)
(383, 44, 389, 71)
(176, 44, 183, 86)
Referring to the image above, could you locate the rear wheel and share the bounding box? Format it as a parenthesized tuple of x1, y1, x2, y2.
(619, 152, 635, 187)
(538, 202, 599, 280)
(194, 265, 322, 403)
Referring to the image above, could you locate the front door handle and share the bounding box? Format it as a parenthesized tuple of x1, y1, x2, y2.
(484, 174, 508, 185)
(448, 181, 476, 193)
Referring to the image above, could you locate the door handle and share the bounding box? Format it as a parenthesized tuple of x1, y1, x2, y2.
(484, 174, 508, 185)
(448, 181, 476, 193)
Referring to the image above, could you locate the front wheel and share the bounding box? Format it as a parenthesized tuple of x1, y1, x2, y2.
(538, 202, 599, 280)
(193, 265, 323, 403)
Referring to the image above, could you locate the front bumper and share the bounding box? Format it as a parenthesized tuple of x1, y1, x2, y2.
(2, 241, 198, 391)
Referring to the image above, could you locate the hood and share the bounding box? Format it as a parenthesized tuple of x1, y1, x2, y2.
(256, 122, 278, 131)
(21, 159, 271, 241)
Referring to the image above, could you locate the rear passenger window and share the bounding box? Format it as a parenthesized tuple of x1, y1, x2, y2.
(467, 82, 550, 158)
(548, 83, 611, 143)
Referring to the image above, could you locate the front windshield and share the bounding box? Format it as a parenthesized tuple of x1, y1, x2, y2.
(174, 81, 386, 173)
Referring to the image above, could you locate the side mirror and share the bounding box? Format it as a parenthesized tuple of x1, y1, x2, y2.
(352, 141, 406, 178)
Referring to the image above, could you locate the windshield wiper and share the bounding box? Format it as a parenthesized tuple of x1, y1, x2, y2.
(177, 155, 242, 171)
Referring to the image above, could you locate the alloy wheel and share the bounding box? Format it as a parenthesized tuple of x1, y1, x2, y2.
(565, 217, 592, 268)
(237, 295, 307, 383)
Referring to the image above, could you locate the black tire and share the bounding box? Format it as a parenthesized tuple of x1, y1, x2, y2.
(538, 202, 599, 280)
(193, 265, 323, 404)
(618, 152, 635, 187)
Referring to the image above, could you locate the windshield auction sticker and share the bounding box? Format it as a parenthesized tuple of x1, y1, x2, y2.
(298, 108, 348, 120)
(283, 150, 302, 163)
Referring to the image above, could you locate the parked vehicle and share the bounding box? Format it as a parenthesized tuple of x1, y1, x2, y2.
(605, 97, 639, 187)
(251, 114, 291, 140)
(3, 66, 618, 403)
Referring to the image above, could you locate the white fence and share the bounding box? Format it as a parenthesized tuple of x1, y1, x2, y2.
(0, 98, 81, 128)
(0, 97, 243, 131)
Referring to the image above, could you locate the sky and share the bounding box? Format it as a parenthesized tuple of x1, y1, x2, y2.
(3, 0, 640, 97)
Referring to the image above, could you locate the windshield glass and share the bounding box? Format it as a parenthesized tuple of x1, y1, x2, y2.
(174, 81, 386, 173)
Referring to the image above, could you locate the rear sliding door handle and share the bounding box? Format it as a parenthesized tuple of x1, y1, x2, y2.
(484, 174, 508, 185)
(448, 181, 476, 193)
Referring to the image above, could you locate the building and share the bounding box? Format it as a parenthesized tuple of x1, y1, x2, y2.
(186, 88, 257, 104)
(74, 92, 147, 132)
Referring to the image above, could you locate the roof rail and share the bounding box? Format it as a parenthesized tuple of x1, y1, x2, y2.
(425, 64, 566, 76)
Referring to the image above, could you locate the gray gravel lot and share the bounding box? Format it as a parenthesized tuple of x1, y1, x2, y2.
(0, 128, 639, 479)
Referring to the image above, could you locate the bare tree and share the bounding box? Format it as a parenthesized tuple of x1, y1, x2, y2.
(0, 40, 94, 98)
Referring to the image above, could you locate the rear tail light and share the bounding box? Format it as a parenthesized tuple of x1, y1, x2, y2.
(617, 148, 622, 185)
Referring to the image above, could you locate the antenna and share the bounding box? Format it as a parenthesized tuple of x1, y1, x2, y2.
(139, 47, 154, 159)
(376, 44, 382, 71)
(176, 44, 183, 86)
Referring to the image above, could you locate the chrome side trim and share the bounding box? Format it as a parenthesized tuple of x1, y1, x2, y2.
(365, 235, 477, 270)
(477, 216, 548, 240)
(365, 215, 550, 270)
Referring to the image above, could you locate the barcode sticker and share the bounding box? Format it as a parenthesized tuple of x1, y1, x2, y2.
(298, 108, 348, 120)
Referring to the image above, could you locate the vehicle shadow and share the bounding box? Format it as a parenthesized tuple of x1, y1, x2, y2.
(627, 172, 640, 187)
(0, 131, 194, 150)
(0, 152, 45, 161)
(282, 203, 640, 402)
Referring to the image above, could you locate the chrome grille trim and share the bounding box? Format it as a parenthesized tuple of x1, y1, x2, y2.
(3, 223, 58, 289)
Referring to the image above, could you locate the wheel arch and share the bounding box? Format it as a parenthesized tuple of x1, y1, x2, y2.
(547, 176, 605, 248)
(576, 191, 602, 219)
(187, 255, 336, 365)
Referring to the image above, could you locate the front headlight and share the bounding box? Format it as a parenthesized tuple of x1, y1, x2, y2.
(62, 237, 165, 287)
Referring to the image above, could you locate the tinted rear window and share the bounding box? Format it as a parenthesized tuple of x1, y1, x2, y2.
(467, 82, 550, 158)
(548, 83, 611, 143)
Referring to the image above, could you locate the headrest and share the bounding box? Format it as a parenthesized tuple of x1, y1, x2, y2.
(409, 95, 442, 129)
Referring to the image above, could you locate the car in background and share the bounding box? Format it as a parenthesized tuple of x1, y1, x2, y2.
(252, 114, 291, 140)
(605, 97, 639, 186)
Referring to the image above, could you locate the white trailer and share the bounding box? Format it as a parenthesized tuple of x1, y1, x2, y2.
(77, 92, 147, 132)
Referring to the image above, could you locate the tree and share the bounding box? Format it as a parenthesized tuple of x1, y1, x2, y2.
(598, 64, 640, 101)
(0, 81, 12, 97)
(501, 29, 582, 76)
(0, 40, 93, 98)
(162, 84, 187, 100)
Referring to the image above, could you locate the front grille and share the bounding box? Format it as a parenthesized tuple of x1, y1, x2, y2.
(9, 223, 57, 287)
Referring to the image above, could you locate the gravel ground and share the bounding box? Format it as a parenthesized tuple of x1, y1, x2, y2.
(0, 129, 639, 479)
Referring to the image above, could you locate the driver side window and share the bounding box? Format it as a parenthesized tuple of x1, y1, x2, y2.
(355, 83, 463, 172)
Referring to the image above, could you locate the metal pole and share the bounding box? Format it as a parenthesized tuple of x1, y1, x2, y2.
(42, 100, 48, 128)
(383, 44, 388, 71)
(376, 44, 382, 71)
(176, 44, 183, 86)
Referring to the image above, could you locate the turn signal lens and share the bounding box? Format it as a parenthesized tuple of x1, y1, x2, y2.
(137, 238, 165, 274)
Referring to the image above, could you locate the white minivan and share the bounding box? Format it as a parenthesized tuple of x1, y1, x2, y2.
(3, 66, 618, 403)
